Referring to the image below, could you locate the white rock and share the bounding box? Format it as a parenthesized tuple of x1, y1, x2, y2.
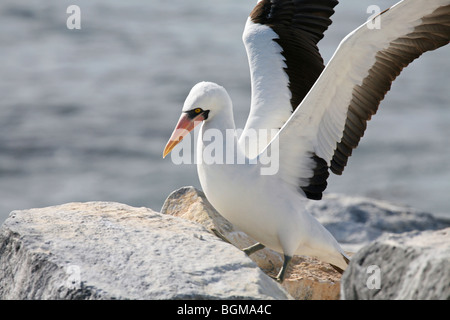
(0, 201, 290, 300)
(161, 186, 344, 300)
(161, 186, 450, 300)
(308, 194, 450, 251)
(341, 228, 450, 300)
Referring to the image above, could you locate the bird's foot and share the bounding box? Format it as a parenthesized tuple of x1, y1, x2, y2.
(269, 274, 283, 283)
(242, 242, 265, 256)
(272, 255, 292, 284)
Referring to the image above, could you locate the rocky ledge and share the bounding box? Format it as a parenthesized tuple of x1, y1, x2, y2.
(0, 186, 449, 300)
(0, 201, 289, 299)
(342, 228, 450, 299)
(161, 187, 450, 300)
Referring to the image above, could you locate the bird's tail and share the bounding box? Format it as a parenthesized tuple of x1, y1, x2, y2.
(330, 253, 350, 274)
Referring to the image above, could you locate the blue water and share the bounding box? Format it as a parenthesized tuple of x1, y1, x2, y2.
(0, 0, 449, 224)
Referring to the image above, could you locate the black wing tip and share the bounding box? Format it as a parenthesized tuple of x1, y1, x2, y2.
(301, 154, 330, 201)
(250, 0, 339, 33)
(330, 4, 450, 177)
(249, 0, 340, 112)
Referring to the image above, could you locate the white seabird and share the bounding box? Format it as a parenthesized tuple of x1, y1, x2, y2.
(163, 0, 450, 282)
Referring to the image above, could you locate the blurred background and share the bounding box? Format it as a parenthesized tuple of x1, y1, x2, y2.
(0, 0, 449, 224)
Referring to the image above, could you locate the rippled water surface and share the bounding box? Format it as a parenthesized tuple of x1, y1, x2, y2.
(1, 0, 449, 224)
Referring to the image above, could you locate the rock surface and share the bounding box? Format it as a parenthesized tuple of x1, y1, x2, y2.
(0, 201, 290, 300)
(161, 186, 343, 300)
(307, 194, 450, 252)
(341, 228, 450, 300)
(1, 187, 448, 300)
(162, 186, 450, 300)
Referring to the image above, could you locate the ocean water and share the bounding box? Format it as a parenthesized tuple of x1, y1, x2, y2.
(0, 0, 449, 224)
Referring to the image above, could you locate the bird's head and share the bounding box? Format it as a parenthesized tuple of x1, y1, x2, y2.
(163, 82, 230, 158)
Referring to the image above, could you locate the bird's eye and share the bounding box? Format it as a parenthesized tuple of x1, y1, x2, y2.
(194, 108, 202, 114)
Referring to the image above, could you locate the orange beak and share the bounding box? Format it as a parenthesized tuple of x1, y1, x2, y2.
(163, 113, 205, 158)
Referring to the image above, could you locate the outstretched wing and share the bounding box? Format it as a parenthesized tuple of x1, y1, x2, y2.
(267, 0, 450, 200)
(240, 0, 338, 156)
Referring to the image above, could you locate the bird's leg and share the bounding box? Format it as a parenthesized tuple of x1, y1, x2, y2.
(273, 255, 292, 283)
(243, 242, 266, 256)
